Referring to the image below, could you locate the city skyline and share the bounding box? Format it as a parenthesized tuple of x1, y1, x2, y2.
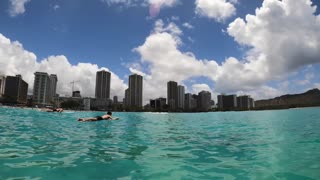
(0, 0, 320, 103)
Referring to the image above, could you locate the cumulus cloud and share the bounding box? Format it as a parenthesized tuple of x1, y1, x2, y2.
(0, 33, 127, 99)
(195, 0, 236, 22)
(227, 0, 320, 75)
(191, 84, 212, 94)
(9, 0, 31, 17)
(133, 0, 320, 102)
(133, 20, 220, 102)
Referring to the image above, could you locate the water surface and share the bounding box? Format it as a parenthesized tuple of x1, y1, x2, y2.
(0, 107, 319, 179)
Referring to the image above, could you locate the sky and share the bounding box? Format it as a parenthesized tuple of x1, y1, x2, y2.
(0, 0, 320, 104)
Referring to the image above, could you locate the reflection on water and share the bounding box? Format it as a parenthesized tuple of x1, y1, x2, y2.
(0, 107, 320, 179)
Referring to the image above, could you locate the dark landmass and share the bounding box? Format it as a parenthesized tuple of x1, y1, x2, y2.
(254, 88, 320, 110)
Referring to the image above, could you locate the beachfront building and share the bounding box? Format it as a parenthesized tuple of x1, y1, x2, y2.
(83, 98, 91, 111)
(49, 74, 58, 99)
(177, 85, 185, 110)
(3, 75, 28, 104)
(198, 91, 212, 111)
(95, 70, 111, 99)
(113, 96, 118, 104)
(167, 81, 178, 111)
(237, 95, 251, 109)
(192, 94, 199, 110)
(218, 94, 237, 110)
(184, 93, 193, 111)
(249, 98, 255, 108)
(150, 97, 167, 111)
(128, 74, 143, 110)
(33, 72, 52, 105)
(124, 88, 130, 108)
(0, 75, 6, 98)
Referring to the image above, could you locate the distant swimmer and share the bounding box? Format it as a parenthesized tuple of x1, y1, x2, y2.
(78, 111, 119, 122)
(43, 108, 64, 113)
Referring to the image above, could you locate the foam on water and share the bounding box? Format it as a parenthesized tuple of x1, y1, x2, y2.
(0, 107, 320, 179)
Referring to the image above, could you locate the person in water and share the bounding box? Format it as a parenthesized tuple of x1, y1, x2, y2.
(78, 111, 119, 122)
(44, 107, 64, 113)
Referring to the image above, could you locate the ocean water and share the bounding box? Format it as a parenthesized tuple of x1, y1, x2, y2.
(0, 107, 319, 180)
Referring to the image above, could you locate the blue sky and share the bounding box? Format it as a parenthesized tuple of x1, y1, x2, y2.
(0, 0, 320, 102)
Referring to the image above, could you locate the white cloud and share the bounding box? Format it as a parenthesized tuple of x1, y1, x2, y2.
(195, 0, 236, 22)
(148, 0, 179, 17)
(236, 86, 284, 100)
(133, 20, 220, 103)
(133, 0, 320, 103)
(154, 19, 182, 37)
(182, 22, 194, 29)
(9, 0, 31, 17)
(0, 33, 127, 99)
(191, 84, 212, 94)
(227, 0, 320, 76)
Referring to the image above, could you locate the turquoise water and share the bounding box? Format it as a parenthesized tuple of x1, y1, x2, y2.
(0, 107, 320, 179)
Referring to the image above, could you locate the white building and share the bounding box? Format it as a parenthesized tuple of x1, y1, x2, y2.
(33, 72, 51, 105)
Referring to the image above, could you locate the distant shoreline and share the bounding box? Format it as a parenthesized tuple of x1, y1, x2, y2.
(1, 105, 319, 113)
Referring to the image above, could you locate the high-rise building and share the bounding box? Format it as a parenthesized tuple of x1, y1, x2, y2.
(49, 74, 58, 99)
(3, 75, 28, 104)
(218, 94, 237, 110)
(184, 93, 193, 111)
(95, 70, 111, 99)
(113, 96, 118, 104)
(237, 95, 250, 109)
(177, 85, 185, 110)
(0, 75, 6, 98)
(167, 81, 178, 110)
(33, 72, 51, 105)
(249, 98, 255, 108)
(198, 91, 212, 111)
(124, 88, 130, 107)
(128, 74, 143, 109)
(192, 94, 199, 109)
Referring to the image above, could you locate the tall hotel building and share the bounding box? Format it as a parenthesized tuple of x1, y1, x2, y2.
(177, 85, 185, 110)
(49, 74, 58, 98)
(167, 81, 178, 110)
(128, 74, 143, 108)
(95, 70, 111, 99)
(33, 72, 53, 105)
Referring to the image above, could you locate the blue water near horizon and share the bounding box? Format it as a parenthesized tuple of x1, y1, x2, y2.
(0, 107, 320, 179)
